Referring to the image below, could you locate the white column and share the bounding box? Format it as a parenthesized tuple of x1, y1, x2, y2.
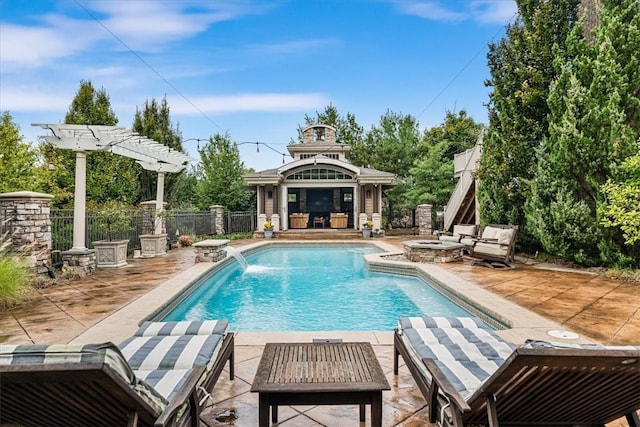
(280, 184, 288, 230)
(71, 151, 88, 251)
(352, 185, 359, 230)
(155, 172, 165, 234)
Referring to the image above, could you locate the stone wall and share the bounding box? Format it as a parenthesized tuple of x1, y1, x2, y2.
(0, 191, 54, 275)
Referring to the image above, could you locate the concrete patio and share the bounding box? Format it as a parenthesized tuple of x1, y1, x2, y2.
(1, 237, 638, 426)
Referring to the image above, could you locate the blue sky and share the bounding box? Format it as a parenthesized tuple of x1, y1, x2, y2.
(0, 0, 517, 171)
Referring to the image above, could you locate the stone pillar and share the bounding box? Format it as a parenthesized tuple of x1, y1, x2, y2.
(416, 204, 433, 236)
(257, 213, 267, 232)
(140, 200, 167, 235)
(0, 191, 54, 275)
(210, 205, 225, 235)
(372, 213, 382, 230)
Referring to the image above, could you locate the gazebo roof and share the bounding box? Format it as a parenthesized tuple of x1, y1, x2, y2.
(33, 124, 192, 172)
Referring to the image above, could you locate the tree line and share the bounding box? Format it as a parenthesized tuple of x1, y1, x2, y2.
(1, 0, 638, 267)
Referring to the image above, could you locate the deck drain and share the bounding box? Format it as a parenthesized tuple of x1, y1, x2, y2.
(547, 329, 580, 340)
(313, 338, 343, 343)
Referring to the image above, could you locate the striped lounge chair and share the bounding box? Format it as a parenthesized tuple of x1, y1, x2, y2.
(394, 316, 640, 427)
(0, 319, 234, 427)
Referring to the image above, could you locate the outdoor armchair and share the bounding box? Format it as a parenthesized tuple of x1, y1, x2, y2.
(438, 224, 478, 243)
(394, 316, 640, 427)
(466, 224, 518, 268)
(0, 319, 234, 427)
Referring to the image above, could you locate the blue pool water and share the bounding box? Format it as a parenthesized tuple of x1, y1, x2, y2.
(163, 245, 470, 331)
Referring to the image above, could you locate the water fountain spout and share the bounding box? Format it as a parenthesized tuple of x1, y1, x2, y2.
(225, 246, 248, 271)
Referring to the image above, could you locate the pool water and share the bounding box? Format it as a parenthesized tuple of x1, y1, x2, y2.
(163, 245, 470, 331)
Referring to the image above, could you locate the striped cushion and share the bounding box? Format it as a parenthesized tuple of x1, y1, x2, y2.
(398, 316, 488, 331)
(119, 334, 223, 371)
(524, 339, 640, 351)
(0, 342, 168, 413)
(398, 316, 515, 399)
(134, 320, 228, 337)
(136, 368, 194, 402)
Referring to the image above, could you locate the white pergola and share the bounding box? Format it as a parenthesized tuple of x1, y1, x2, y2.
(33, 124, 193, 252)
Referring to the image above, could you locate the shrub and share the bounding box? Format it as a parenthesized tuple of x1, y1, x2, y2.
(0, 252, 33, 308)
(178, 235, 193, 247)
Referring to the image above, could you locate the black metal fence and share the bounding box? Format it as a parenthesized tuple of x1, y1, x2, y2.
(51, 209, 257, 253)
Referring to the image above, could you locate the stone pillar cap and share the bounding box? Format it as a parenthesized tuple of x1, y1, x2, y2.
(0, 191, 54, 201)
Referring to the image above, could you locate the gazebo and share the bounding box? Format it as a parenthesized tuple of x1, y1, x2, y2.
(34, 124, 192, 268)
(243, 124, 395, 232)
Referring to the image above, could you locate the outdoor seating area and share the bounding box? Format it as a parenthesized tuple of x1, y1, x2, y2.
(394, 316, 640, 427)
(0, 320, 234, 427)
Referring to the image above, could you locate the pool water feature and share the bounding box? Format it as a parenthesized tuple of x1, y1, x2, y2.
(163, 245, 471, 331)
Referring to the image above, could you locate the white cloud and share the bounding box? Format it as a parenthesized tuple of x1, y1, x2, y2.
(0, 0, 273, 68)
(388, 0, 517, 24)
(169, 93, 330, 115)
(248, 38, 341, 55)
(0, 86, 72, 112)
(398, 2, 465, 21)
(470, 1, 518, 24)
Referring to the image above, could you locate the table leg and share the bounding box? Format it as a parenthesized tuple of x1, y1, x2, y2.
(359, 404, 366, 422)
(272, 405, 278, 423)
(371, 391, 383, 427)
(258, 394, 269, 427)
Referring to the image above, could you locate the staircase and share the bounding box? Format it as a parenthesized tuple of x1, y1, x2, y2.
(443, 131, 483, 231)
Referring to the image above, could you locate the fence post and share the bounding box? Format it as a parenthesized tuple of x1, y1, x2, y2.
(0, 191, 54, 276)
(210, 205, 225, 235)
(416, 204, 433, 236)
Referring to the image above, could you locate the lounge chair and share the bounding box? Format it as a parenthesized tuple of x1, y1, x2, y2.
(394, 316, 640, 427)
(438, 224, 478, 243)
(465, 224, 518, 268)
(0, 319, 234, 427)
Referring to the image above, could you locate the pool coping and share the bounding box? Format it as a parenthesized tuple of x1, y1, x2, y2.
(71, 240, 593, 347)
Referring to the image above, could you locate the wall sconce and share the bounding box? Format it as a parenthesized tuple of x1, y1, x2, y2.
(366, 190, 372, 198)
(267, 191, 273, 199)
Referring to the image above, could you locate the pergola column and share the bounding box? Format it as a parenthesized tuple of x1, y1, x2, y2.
(72, 151, 88, 251)
(155, 171, 165, 234)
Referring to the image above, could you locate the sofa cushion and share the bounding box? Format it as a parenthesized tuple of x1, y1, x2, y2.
(497, 228, 514, 245)
(134, 320, 228, 337)
(473, 242, 508, 257)
(453, 225, 476, 237)
(119, 334, 223, 371)
(481, 226, 501, 240)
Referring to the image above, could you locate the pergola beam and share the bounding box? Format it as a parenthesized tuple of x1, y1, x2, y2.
(33, 124, 192, 252)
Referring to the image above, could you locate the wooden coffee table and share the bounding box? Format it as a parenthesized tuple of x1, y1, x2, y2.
(251, 342, 390, 426)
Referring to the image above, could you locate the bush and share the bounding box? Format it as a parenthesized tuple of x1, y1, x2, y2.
(0, 252, 33, 308)
(178, 235, 193, 247)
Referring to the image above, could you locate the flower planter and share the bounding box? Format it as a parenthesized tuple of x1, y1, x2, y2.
(93, 239, 129, 268)
(139, 234, 167, 258)
(362, 229, 372, 238)
(264, 229, 274, 239)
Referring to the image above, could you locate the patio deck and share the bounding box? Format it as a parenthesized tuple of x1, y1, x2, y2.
(1, 237, 637, 426)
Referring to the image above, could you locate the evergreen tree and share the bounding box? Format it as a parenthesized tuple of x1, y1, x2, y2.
(196, 133, 253, 211)
(132, 97, 185, 206)
(0, 111, 41, 193)
(406, 110, 482, 210)
(527, 0, 640, 266)
(477, 0, 580, 248)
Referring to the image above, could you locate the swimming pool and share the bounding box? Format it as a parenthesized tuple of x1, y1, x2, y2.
(162, 244, 471, 331)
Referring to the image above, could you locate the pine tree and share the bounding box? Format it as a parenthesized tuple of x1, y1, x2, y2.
(478, 0, 580, 248)
(527, 0, 640, 266)
(132, 97, 185, 206)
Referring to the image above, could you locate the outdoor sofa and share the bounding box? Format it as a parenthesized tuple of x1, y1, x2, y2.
(394, 316, 640, 427)
(0, 319, 234, 427)
(438, 224, 478, 243)
(461, 224, 519, 268)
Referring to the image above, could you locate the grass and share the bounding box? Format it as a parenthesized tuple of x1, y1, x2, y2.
(0, 252, 33, 308)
